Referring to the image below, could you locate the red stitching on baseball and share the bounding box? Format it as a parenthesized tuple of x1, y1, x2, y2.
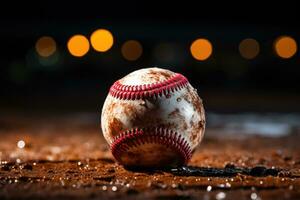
(111, 127, 192, 165)
(109, 73, 189, 100)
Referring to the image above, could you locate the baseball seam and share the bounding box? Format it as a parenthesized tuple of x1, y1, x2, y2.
(109, 73, 189, 100)
(111, 127, 192, 165)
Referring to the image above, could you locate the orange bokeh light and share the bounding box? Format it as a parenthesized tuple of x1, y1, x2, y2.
(190, 38, 213, 61)
(67, 35, 90, 57)
(121, 40, 143, 61)
(35, 36, 57, 57)
(274, 36, 297, 59)
(90, 29, 114, 52)
(239, 38, 260, 59)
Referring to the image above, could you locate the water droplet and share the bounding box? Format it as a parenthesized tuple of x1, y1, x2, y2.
(77, 162, 82, 166)
(102, 185, 107, 191)
(225, 182, 231, 188)
(176, 98, 181, 102)
(16, 158, 21, 163)
(216, 192, 226, 200)
(14, 179, 18, 183)
(112, 186, 118, 191)
(33, 162, 36, 166)
(251, 193, 258, 200)
(259, 180, 263, 185)
(17, 140, 25, 149)
(147, 181, 152, 187)
(207, 185, 212, 192)
(126, 183, 130, 188)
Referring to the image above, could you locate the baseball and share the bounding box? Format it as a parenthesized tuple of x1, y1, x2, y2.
(101, 67, 205, 168)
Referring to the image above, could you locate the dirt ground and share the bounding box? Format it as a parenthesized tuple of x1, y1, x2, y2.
(0, 113, 299, 200)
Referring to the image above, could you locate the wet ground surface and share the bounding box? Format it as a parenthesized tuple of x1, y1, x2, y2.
(0, 113, 300, 199)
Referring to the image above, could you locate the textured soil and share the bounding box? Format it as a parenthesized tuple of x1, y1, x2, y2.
(0, 113, 299, 200)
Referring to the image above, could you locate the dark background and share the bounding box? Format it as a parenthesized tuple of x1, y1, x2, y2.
(0, 1, 299, 113)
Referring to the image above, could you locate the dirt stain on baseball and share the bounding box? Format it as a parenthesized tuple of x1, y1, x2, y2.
(181, 86, 206, 145)
(168, 108, 188, 130)
(147, 69, 173, 82)
(109, 118, 124, 138)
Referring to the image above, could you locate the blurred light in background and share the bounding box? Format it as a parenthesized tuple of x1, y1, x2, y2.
(9, 61, 29, 83)
(190, 38, 212, 61)
(17, 140, 25, 149)
(239, 38, 260, 59)
(121, 40, 143, 61)
(274, 36, 297, 59)
(67, 35, 90, 57)
(35, 36, 57, 57)
(90, 29, 114, 52)
(153, 43, 183, 64)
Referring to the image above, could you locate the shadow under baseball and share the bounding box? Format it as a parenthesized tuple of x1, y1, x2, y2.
(125, 164, 285, 177)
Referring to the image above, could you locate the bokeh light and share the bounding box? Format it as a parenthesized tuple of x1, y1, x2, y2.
(17, 140, 25, 149)
(35, 36, 57, 57)
(190, 38, 213, 61)
(67, 35, 90, 57)
(153, 43, 184, 65)
(274, 36, 297, 59)
(121, 40, 143, 61)
(90, 29, 114, 52)
(9, 61, 29, 83)
(239, 38, 260, 59)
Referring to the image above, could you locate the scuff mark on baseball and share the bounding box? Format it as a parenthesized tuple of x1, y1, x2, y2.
(101, 67, 205, 168)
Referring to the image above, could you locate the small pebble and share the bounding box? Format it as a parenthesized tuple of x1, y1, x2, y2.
(206, 185, 212, 192)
